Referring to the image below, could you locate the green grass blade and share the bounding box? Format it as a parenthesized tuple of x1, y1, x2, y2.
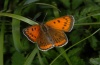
(0, 12, 38, 25)
(12, 9, 24, 52)
(38, 52, 44, 65)
(24, 47, 38, 65)
(12, 17, 22, 52)
(52, 2, 60, 17)
(57, 48, 72, 65)
(2, 0, 9, 11)
(50, 28, 100, 65)
(75, 22, 100, 26)
(78, 13, 100, 22)
(0, 21, 5, 65)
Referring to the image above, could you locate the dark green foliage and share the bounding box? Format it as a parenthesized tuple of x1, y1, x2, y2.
(12, 52, 25, 65)
(0, 0, 100, 65)
(90, 57, 100, 65)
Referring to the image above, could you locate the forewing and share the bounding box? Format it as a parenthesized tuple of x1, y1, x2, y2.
(23, 25, 40, 42)
(46, 15, 75, 32)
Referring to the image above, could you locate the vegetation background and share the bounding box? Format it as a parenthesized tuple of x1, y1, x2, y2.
(0, 0, 100, 65)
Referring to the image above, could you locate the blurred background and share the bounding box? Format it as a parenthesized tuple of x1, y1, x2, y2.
(0, 0, 100, 65)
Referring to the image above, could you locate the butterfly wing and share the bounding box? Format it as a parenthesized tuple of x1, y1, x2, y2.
(45, 15, 74, 32)
(23, 25, 40, 42)
(36, 27, 54, 51)
(23, 25, 53, 51)
(46, 25, 68, 47)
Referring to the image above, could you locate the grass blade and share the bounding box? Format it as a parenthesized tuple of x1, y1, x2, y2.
(38, 51, 44, 65)
(0, 12, 38, 25)
(0, 21, 5, 65)
(24, 47, 38, 65)
(57, 48, 72, 65)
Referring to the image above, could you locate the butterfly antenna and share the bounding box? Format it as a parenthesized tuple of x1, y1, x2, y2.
(42, 12, 47, 23)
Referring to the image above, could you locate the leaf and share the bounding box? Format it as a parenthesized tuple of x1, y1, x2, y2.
(51, 58, 66, 65)
(11, 52, 25, 65)
(89, 36, 98, 50)
(90, 57, 100, 65)
(69, 30, 81, 43)
(68, 47, 82, 57)
(70, 56, 85, 65)
(83, 0, 96, 6)
(43, 50, 58, 59)
(60, 0, 70, 8)
(94, 0, 100, 3)
(80, 5, 100, 16)
(72, 0, 83, 9)
(92, 15, 100, 23)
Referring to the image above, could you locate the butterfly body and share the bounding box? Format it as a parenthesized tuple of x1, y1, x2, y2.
(23, 15, 75, 51)
(40, 24, 54, 44)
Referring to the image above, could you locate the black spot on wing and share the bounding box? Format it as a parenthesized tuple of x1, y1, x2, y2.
(27, 32, 36, 39)
(34, 27, 36, 30)
(63, 17, 68, 20)
(64, 24, 66, 26)
(53, 22, 56, 24)
(31, 28, 34, 31)
(57, 20, 60, 23)
(62, 27, 64, 29)
(34, 36, 36, 38)
(63, 17, 69, 24)
(64, 22, 67, 24)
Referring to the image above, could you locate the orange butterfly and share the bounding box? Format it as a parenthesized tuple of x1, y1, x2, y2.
(23, 15, 75, 51)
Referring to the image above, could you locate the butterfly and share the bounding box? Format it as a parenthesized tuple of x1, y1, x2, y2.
(23, 15, 75, 51)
